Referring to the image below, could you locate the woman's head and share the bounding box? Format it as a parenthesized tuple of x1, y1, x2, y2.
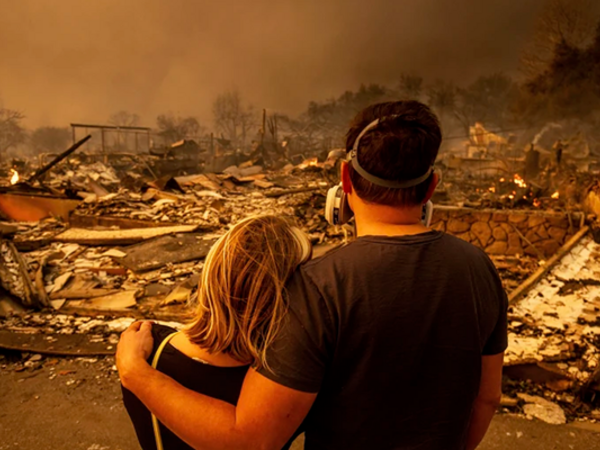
(185, 215, 311, 370)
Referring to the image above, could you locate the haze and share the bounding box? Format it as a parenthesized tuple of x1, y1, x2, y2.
(0, 0, 548, 129)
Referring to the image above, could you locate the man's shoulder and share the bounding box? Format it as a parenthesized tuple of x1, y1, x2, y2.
(304, 232, 491, 265)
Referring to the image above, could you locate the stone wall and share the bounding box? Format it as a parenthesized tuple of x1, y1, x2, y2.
(430, 207, 584, 257)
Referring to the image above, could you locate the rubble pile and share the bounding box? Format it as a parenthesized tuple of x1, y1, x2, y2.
(500, 235, 600, 423)
(0, 159, 348, 316)
(1, 142, 599, 426)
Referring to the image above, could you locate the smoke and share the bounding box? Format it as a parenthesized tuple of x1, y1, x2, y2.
(533, 123, 562, 145)
(0, 0, 549, 129)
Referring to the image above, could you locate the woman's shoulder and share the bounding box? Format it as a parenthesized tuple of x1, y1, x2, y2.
(148, 323, 180, 358)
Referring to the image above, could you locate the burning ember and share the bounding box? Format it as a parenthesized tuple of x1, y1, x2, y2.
(297, 157, 319, 169)
(551, 191, 560, 199)
(10, 169, 19, 185)
(513, 174, 527, 189)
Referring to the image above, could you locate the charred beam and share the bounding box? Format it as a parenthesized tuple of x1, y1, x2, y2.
(27, 135, 92, 184)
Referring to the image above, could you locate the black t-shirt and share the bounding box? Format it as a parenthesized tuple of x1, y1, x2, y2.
(258, 231, 508, 450)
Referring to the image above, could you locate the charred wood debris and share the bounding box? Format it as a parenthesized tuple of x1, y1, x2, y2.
(0, 135, 600, 426)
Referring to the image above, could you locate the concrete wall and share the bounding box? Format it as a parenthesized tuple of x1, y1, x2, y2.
(431, 206, 585, 257)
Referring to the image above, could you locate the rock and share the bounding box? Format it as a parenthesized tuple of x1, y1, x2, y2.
(456, 232, 471, 243)
(499, 222, 513, 234)
(547, 216, 569, 228)
(472, 222, 492, 247)
(540, 239, 561, 257)
(492, 213, 509, 222)
(508, 232, 521, 247)
(525, 230, 541, 244)
(493, 227, 508, 242)
(508, 214, 528, 224)
(431, 210, 449, 221)
(486, 241, 508, 255)
(507, 232, 523, 254)
(528, 215, 547, 228)
(524, 245, 539, 257)
(431, 221, 445, 232)
(517, 393, 566, 424)
(545, 379, 573, 392)
(472, 212, 491, 223)
(447, 219, 470, 234)
(535, 225, 550, 240)
(500, 395, 518, 407)
(548, 227, 567, 243)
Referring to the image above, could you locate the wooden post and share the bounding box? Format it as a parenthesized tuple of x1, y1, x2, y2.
(72, 126, 76, 145)
(101, 128, 106, 154)
(261, 109, 266, 145)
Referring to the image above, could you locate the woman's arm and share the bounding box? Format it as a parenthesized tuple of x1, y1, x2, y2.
(118, 321, 316, 450)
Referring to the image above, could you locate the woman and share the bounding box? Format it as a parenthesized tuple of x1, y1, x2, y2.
(121, 215, 311, 450)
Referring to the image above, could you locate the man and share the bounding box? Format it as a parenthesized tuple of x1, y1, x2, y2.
(118, 100, 507, 450)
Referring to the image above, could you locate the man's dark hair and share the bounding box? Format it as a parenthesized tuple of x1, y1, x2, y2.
(345, 101, 441, 207)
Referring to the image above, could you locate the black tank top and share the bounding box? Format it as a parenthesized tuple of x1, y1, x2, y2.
(121, 324, 300, 450)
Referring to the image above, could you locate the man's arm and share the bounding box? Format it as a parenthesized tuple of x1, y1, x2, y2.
(118, 322, 316, 450)
(465, 353, 504, 450)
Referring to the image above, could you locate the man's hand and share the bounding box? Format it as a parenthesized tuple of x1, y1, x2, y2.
(116, 321, 154, 388)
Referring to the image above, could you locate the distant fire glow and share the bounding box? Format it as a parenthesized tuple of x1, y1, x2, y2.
(298, 157, 319, 169)
(552, 191, 560, 199)
(10, 169, 19, 185)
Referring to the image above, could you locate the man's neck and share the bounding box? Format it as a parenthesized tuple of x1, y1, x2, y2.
(354, 220, 430, 238)
(352, 203, 430, 238)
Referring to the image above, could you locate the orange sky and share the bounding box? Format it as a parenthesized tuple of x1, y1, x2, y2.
(0, 0, 552, 129)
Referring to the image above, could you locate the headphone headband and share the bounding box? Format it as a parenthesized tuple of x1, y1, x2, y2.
(349, 116, 434, 189)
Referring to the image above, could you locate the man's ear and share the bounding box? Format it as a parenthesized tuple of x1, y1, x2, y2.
(423, 172, 439, 203)
(341, 162, 353, 194)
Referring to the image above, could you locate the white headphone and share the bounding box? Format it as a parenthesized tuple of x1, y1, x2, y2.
(324, 116, 435, 227)
(290, 226, 313, 263)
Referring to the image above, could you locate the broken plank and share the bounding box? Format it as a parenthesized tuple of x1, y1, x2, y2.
(69, 214, 180, 230)
(66, 290, 138, 311)
(119, 233, 216, 273)
(264, 186, 321, 198)
(509, 226, 590, 305)
(49, 289, 121, 300)
(53, 225, 199, 246)
(0, 330, 115, 356)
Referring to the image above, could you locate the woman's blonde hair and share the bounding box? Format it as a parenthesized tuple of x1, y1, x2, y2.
(185, 215, 309, 370)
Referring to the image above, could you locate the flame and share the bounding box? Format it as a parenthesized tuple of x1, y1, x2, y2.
(488, 186, 496, 193)
(551, 191, 559, 199)
(513, 174, 527, 189)
(298, 157, 319, 169)
(10, 169, 19, 185)
(499, 178, 505, 182)
(508, 194, 515, 200)
(533, 198, 542, 208)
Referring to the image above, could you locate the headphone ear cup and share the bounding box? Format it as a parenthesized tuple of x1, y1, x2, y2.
(325, 184, 354, 226)
(290, 227, 313, 263)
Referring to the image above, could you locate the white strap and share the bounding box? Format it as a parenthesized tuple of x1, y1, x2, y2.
(151, 331, 179, 450)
